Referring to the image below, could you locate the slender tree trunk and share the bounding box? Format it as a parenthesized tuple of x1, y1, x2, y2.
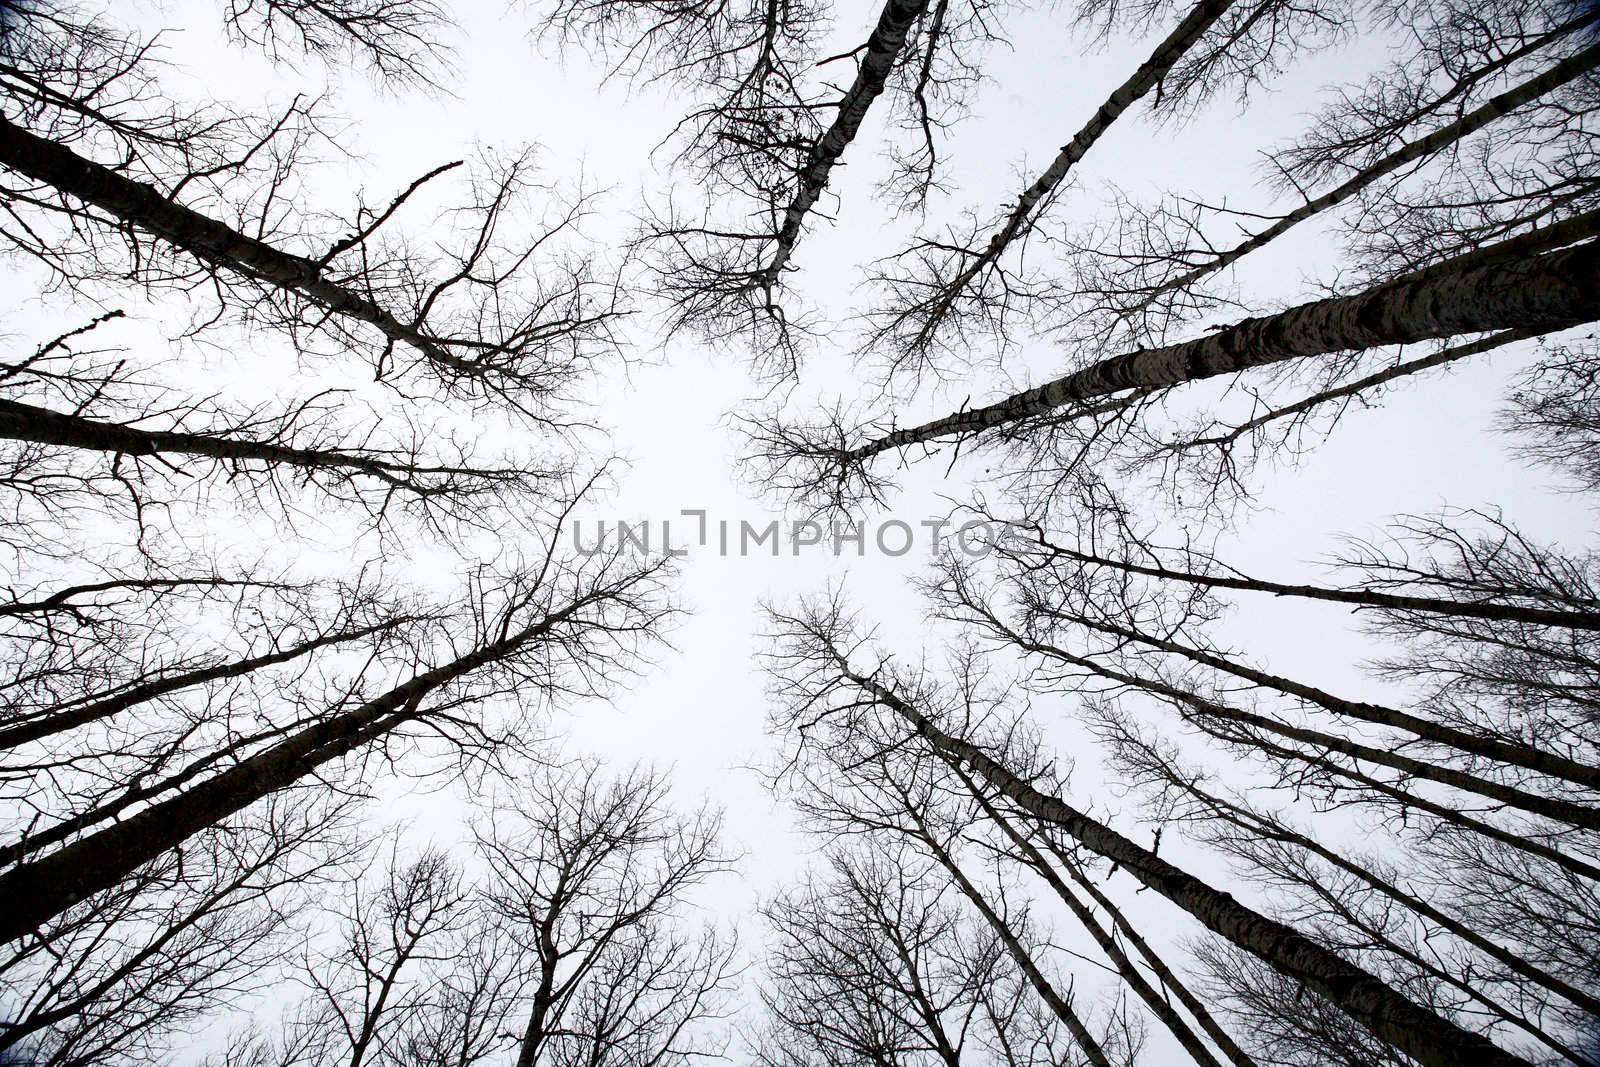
(0, 618, 409, 750)
(0, 605, 577, 942)
(1044, 838, 1260, 1067)
(901, 0, 1237, 342)
(759, 0, 931, 285)
(1192, 716, 1600, 884)
(853, 239, 1600, 459)
(960, 774, 1236, 1067)
(969, 611, 1600, 831)
(0, 397, 478, 488)
(1174, 776, 1600, 1018)
(835, 659, 1532, 1067)
(0, 114, 474, 378)
(910, 815, 1114, 1067)
(515, 915, 562, 1067)
(1023, 515, 1600, 633)
(0, 576, 269, 618)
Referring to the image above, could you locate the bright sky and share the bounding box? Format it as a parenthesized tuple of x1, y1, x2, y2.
(6, 0, 1594, 1059)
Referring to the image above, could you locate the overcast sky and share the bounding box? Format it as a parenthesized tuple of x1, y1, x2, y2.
(7, 0, 1595, 1058)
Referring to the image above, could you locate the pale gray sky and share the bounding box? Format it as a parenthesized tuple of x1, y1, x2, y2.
(5, 0, 1593, 1059)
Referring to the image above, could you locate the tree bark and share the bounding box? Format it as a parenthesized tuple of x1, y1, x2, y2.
(960, 775, 1235, 1067)
(852, 238, 1600, 459)
(0, 618, 408, 750)
(1054, 610, 1600, 798)
(758, 0, 932, 285)
(1160, 39, 1600, 295)
(835, 660, 1533, 1067)
(900, 0, 1238, 338)
(0, 397, 483, 489)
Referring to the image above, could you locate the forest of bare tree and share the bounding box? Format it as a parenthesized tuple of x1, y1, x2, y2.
(1, 0, 1597, 1062)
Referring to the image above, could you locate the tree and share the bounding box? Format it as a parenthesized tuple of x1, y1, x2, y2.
(473, 760, 737, 1067)
(0, 483, 674, 942)
(748, 233, 1600, 514)
(0, 790, 359, 1067)
(212, 761, 736, 1067)
(763, 593, 1540, 1067)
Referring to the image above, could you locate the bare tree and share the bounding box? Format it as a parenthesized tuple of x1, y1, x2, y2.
(0, 482, 675, 942)
(748, 233, 1600, 514)
(0, 790, 358, 1067)
(474, 759, 737, 1067)
(751, 837, 1130, 1067)
(0, 27, 623, 411)
(763, 592, 1538, 1067)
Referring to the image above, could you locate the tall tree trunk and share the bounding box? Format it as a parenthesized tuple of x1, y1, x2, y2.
(1043, 837, 1260, 1067)
(1158, 38, 1600, 297)
(0, 604, 579, 942)
(1049, 610, 1600, 797)
(852, 238, 1600, 460)
(958, 774, 1236, 1067)
(893, 0, 1238, 347)
(833, 659, 1533, 1067)
(908, 812, 1115, 1067)
(0, 115, 476, 380)
(758, 0, 932, 286)
(1019, 532, 1600, 632)
(0, 397, 487, 490)
(1163, 771, 1600, 1019)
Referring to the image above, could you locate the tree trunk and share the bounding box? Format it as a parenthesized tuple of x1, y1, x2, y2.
(1162, 39, 1600, 295)
(0, 605, 576, 942)
(836, 661, 1533, 1067)
(0, 397, 473, 489)
(1024, 529, 1600, 632)
(1044, 838, 1260, 1067)
(1174, 775, 1600, 1018)
(960, 775, 1234, 1067)
(759, 0, 932, 285)
(1057, 611, 1600, 798)
(904, 0, 1238, 336)
(0, 114, 473, 379)
(911, 817, 1114, 1067)
(853, 238, 1600, 459)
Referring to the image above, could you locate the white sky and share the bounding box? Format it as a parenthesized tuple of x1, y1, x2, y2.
(5, 0, 1595, 1059)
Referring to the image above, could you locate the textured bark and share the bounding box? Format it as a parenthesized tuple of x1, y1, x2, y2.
(1163, 40, 1600, 294)
(1026, 536, 1600, 632)
(758, 0, 931, 285)
(0, 618, 407, 750)
(962, 776, 1235, 1067)
(0, 115, 476, 379)
(853, 239, 1600, 459)
(0, 605, 577, 942)
(838, 664, 1533, 1067)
